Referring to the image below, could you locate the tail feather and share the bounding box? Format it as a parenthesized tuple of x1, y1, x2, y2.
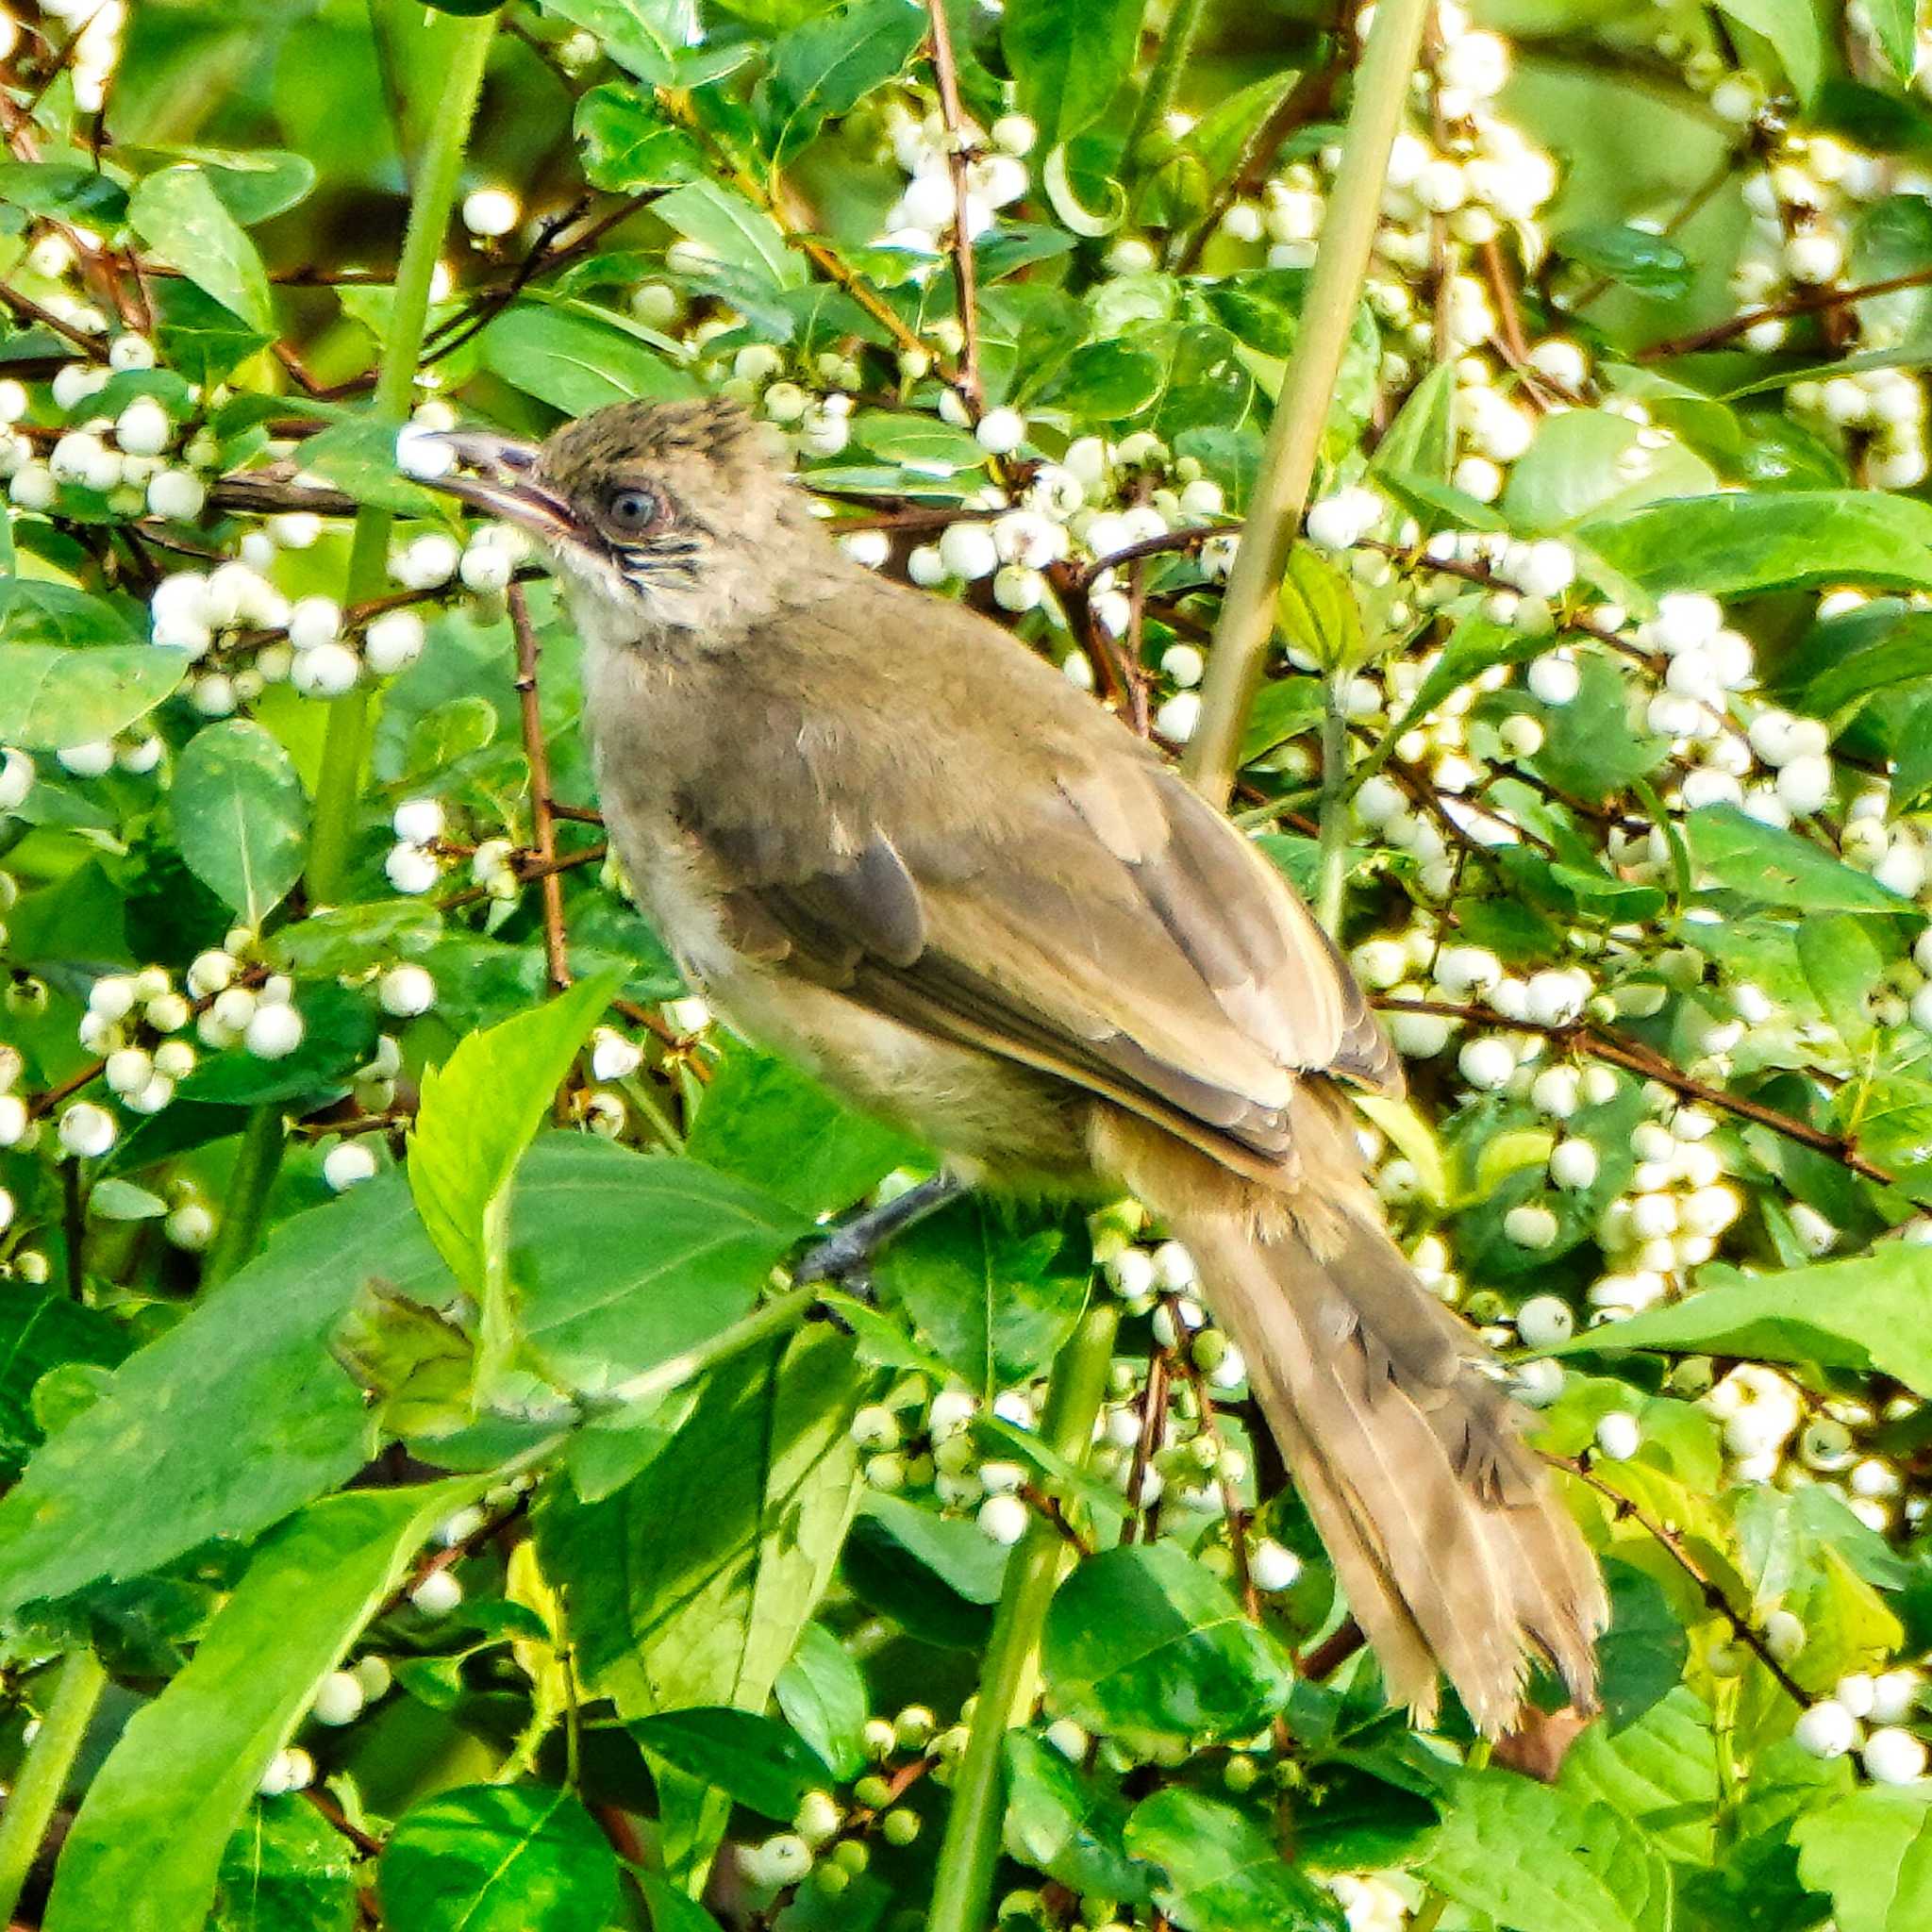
(1098, 1102, 1607, 1737)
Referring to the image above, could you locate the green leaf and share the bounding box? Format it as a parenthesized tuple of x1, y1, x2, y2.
(1893, 693, 1932, 812)
(1370, 361, 1457, 484)
(479, 304, 698, 414)
(169, 721, 308, 925)
(1552, 1244, 1932, 1397)
(176, 981, 376, 1108)
(43, 1485, 470, 1932)
(1277, 548, 1365, 672)
(1714, 0, 1830, 103)
(1042, 1544, 1293, 1744)
(211, 1799, 358, 1932)
(1555, 224, 1694, 299)
(657, 180, 804, 292)
(0, 644, 187, 751)
(1124, 1788, 1345, 1932)
(1794, 1786, 1932, 1932)
(1797, 913, 1885, 1047)
(1687, 804, 1909, 912)
(128, 165, 275, 333)
(774, 1624, 869, 1781)
(1241, 675, 1324, 763)
(0, 579, 142, 649)
(758, 0, 927, 161)
(1581, 490, 1932, 598)
(536, 1327, 866, 1885)
(1560, 1687, 1719, 1865)
(875, 1196, 1091, 1396)
(408, 974, 622, 1392)
(630, 1707, 831, 1821)
(513, 1134, 810, 1394)
(1002, 0, 1142, 147)
(0, 159, 128, 226)
(1867, 0, 1920, 88)
(541, 0, 680, 83)
(1036, 340, 1165, 419)
(1422, 1769, 1675, 1932)
(0, 1289, 128, 1477)
(574, 84, 705, 191)
(1592, 1560, 1691, 1733)
(298, 414, 443, 515)
(0, 1174, 446, 1620)
(687, 1042, 922, 1218)
(377, 1785, 623, 1932)
(1005, 1733, 1154, 1905)
(640, 1874, 727, 1932)
(1503, 410, 1717, 534)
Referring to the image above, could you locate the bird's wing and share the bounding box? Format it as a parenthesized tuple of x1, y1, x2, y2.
(681, 600, 1397, 1168)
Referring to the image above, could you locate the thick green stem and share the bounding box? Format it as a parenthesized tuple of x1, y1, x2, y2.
(305, 12, 498, 905)
(1182, 0, 1434, 808)
(0, 1649, 107, 1924)
(202, 1102, 285, 1287)
(1313, 676, 1351, 937)
(1125, 0, 1210, 165)
(925, 1305, 1120, 1932)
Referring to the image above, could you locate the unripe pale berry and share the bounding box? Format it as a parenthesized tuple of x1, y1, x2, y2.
(1794, 1700, 1858, 1759)
(1594, 1410, 1641, 1460)
(378, 963, 437, 1018)
(977, 1493, 1028, 1544)
(243, 1002, 306, 1060)
(324, 1141, 379, 1191)
(311, 1671, 366, 1726)
(409, 1568, 463, 1617)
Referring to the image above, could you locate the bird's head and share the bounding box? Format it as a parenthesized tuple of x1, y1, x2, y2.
(421, 397, 822, 642)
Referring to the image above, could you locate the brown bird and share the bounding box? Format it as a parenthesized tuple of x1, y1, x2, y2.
(425, 396, 1605, 1735)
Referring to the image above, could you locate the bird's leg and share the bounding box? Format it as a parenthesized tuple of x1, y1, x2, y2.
(793, 1173, 963, 1298)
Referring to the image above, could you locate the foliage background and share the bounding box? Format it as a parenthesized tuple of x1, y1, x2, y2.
(1, 0, 1931, 1929)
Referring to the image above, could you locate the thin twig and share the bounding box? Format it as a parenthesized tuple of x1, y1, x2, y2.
(1124, 1346, 1173, 1543)
(1374, 997, 1895, 1184)
(924, 0, 981, 409)
(1559, 1457, 1807, 1706)
(508, 585, 571, 999)
(1637, 263, 1932, 360)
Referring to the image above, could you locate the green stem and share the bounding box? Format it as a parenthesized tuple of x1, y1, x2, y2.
(925, 1305, 1120, 1932)
(1182, 0, 1434, 809)
(600, 1285, 820, 1411)
(1125, 0, 1210, 165)
(0, 1649, 107, 1924)
(305, 11, 499, 906)
(1313, 675, 1351, 938)
(202, 1103, 285, 1287)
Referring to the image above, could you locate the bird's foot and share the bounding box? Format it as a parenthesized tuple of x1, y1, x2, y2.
(793, 1173, 964, 1312)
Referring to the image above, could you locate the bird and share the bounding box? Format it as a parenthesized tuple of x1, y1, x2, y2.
(421, 395, 1606, 1736)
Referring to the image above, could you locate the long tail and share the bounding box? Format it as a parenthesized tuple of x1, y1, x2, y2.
(1097, 1098, 1606, 1737)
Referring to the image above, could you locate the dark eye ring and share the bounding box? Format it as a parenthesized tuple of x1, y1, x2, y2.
(605, 486, 660, 535)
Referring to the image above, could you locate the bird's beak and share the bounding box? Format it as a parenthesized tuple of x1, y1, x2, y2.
(417, 431, 575, 542)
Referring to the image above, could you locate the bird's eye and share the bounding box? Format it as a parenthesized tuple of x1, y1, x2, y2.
(604, 486, 660, 535)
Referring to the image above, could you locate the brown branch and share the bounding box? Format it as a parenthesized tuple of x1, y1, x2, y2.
(1124, 1344, 1174, 1543)
(0, 276, 107, 357)
(1374, 997, 1896, 1185)
(508, 585, 571, 1001)
(1018, 1481, 1093, 1557)
(304, 1788, 384, 1857)
(1559, 1457, 1807, 1707)
(1297, 1617, 1366, 1681)
(433, 841, 607, 913)
(1163, 1295, 1293, 1759)
(1636, 264, 1932, 361)
(924, 0, 982, 409)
